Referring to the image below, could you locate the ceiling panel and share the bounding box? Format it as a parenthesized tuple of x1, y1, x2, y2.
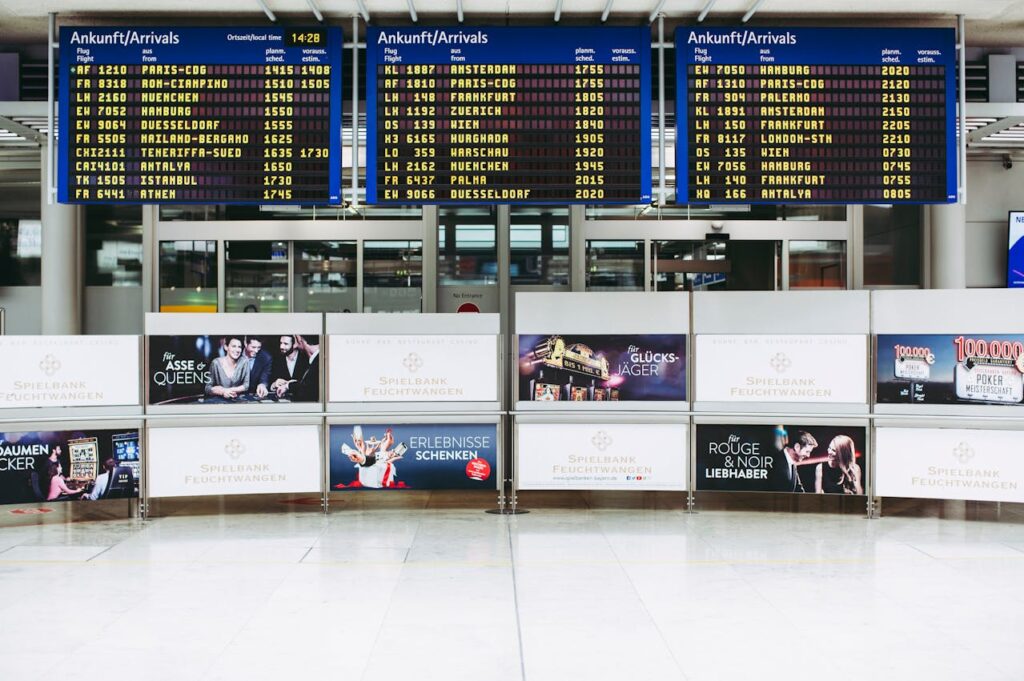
(1, 0, 1019, 17)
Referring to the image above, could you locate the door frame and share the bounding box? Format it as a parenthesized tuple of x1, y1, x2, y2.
(579, 216, 855, 291)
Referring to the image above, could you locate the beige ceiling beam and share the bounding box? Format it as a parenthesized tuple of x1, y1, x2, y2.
(356, 0, 371, 22)
(0, 115, 44, 145)
(601, 0, 614, 22)
(968, 116, 1024, 144)
(256, 0, 277, 22)
(648, 0, 667, 23)
(697, 0, 718, 22)
(305, 0, 324, 22)
(741, 0, 765, 22)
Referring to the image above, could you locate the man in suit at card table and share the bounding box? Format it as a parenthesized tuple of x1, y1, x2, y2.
(244, 337, 274, 399)
(270, 334, 310, 399)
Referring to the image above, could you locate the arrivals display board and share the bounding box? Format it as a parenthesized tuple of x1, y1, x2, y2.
(676, 27, 956, 204)
(58, 27, 343, 204)
(367, 26, 652, 204)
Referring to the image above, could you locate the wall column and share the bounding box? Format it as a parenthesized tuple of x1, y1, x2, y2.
(928, 202, 967, 289)
(40, 142, 82, 333)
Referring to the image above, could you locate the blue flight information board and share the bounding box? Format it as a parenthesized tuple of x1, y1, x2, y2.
(1010, 212, 1024, 288)
(58, 27, 343, 204)
(676, 27, 957, 204)
(366, 26, 652, 204)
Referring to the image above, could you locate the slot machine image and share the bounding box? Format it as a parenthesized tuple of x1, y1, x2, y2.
(112, 432, 142, 485)
(67, 437, 99, 482)
(533, 383, 562, 401)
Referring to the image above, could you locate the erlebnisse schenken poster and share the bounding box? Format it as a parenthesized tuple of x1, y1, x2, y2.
(329, 424, 498, 490)
(877, 334, 1024, 406)
(518, 334, 686, 402)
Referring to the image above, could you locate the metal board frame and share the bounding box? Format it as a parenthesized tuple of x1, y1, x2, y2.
(0, 415, 144, 518)
(144, 312, 325, 416)
(324, 412, 505, 511)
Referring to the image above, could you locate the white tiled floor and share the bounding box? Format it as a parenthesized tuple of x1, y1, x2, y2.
(2, 492, 1024, 681)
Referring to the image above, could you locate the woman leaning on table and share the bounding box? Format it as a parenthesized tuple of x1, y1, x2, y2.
(204, 336, 251, 399)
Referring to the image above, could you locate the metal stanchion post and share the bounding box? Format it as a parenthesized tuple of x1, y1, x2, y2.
(321, 418, 329, 515)
(487, 414, 527, 515)
(140, 422, 149, 520)
(496, 414, 506, 512)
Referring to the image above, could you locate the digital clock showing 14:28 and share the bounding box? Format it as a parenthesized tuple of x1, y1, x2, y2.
(286, 30, 326, 47)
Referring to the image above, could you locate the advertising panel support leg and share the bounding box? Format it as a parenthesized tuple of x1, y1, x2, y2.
(321, 420, 329, 515)
(486, 417, 508, 514)
(140, 426, 149, 521)
(487, 416, 528, 514)
(868, 496, 882, 519)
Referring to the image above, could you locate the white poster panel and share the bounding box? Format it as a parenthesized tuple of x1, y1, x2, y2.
(517, 422, 688, 491)
(876, 427, 1024, 503)
(0, 336, 140, 409)
(329, 335, 498, 402)
(695, 334, 867, 404)
(148, 425, 321, 498)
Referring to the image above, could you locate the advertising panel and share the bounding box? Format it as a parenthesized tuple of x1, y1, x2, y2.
(148, 333, 321, 405)
(329, 335, 498, 403)
(516, 422, 688, 491)
(517, 334, 686, 402)
(695, 423, 868, 495)
(147, 425, 320, 497)
(329, 423, 498, 490)
(1009, 211, 1024, 288)
(0, 429, 140, 505)
(695, 334, 867, 404)
(876, 334, 1024, 406)
(0, 336, 139, 409)
(876, 427, 1024, 503)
